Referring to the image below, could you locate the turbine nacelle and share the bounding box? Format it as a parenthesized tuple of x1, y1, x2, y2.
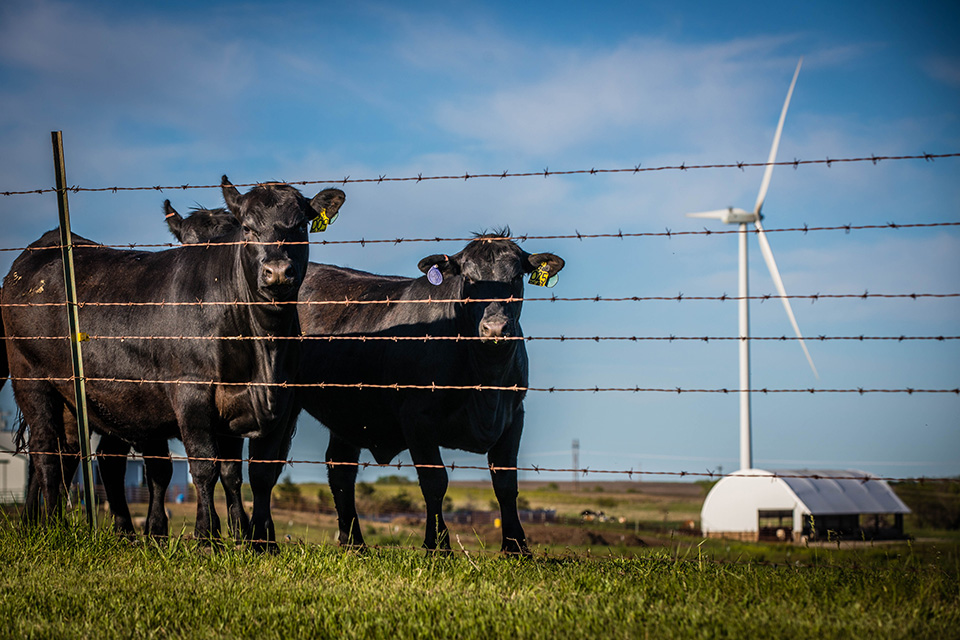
(686, 207, 759, 225)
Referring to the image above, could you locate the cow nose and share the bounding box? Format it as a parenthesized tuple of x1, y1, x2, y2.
(260, 260, 297, 288)
(480, 317, 509, 339)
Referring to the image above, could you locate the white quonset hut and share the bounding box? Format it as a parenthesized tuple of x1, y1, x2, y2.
(701, 469, 911, 542)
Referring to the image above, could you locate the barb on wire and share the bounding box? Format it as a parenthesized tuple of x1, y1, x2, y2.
(23, 448, 960, 485)
(7, 375, 959, 395)
(2, 153, 958, 196)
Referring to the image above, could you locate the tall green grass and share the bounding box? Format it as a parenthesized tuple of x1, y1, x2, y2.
(0, 516, 957, 639)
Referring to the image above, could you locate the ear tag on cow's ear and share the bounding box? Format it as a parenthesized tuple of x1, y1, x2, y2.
(427, 264, 443, 286)
(528, 263, 559, 288)
(309, 208, 338, 233)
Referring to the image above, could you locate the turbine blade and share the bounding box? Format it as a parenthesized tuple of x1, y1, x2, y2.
(755, 219, 819, 379)
(754, 58, 803, 216)
(686, 209, 729, 220)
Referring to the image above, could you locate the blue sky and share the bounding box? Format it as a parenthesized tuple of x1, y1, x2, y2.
(1, 0, 958, 485)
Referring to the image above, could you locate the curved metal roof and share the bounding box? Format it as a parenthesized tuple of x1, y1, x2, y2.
(772, 469, 910, 515)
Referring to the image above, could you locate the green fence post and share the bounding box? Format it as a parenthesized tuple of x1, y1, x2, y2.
(51, 131, 97, 527)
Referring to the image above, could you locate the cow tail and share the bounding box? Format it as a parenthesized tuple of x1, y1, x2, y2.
(0, 286, 28, 453)
(0, 286, 7, 389)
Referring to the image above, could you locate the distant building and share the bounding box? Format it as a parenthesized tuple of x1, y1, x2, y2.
(0, 419, 193, 506)
(0, 430, 28, 504)
(701, 469, 910, 542)
(73, 454, 193, 505)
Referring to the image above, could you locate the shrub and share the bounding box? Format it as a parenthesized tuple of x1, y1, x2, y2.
(378, 490, 415, 515)
(274, 476, 303, 509)
(375, 474, 414, 485)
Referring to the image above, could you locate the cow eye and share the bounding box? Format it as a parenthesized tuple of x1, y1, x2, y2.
(242, 225, 258, 240)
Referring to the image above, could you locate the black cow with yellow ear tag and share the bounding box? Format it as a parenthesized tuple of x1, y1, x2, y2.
(292, 227, 565, 555)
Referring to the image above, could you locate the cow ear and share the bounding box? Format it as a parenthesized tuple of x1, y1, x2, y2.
(163, 200, 185, 242)
(417, 254, 459, 276)
(310, 188, 346, 219)
(221, 175, 243, 214)
(526, 252, 565, 274)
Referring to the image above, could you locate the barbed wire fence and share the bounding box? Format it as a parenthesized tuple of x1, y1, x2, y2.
(1, 149, 958, 555)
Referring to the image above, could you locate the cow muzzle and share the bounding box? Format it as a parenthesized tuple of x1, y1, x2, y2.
(259, 259, 299, 296)
(479, 314, 512, 344)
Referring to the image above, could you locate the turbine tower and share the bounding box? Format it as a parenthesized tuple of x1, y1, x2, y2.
(686, 58, 817, 471)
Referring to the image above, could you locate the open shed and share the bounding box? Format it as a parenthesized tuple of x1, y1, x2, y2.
(701, 469, 910, 542)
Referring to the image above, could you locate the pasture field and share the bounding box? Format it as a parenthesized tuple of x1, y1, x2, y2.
(0, 517, 957, 639)
(1, 480, 958, 639)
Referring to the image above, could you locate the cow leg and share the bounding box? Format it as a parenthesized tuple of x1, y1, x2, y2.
(96, 435, 135, 535)
(487, 410, 530, 555)
(218, 435, 250, 543)
(409, 444, 450, 551)
(181, 431, 221, 545)
(326, 434, 364, 548)
(141, 439, 172, 541)
(247, 425, 294, 553)
(18, 389, 73, 522)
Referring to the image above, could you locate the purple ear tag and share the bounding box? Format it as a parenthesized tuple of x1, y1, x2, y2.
(427, 264, 443, 286)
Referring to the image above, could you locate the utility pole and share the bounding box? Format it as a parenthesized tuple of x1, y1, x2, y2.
(572, 439, 580, 492)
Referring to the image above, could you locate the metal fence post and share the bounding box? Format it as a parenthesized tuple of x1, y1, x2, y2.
(51, 131, 97, 527)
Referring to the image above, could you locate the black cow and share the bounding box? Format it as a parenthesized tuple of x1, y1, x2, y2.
(296, 236, 564, 553)
(165, 205, 239, 245)
(157, 211, 562, 554)
(1, 176, 343, 545)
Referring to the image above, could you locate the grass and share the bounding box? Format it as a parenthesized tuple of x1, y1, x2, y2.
(2, 479, 957, 638)
(0, 512, 958, 639)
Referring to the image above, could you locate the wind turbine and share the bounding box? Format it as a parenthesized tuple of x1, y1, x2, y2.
(686, 58, 817, 472)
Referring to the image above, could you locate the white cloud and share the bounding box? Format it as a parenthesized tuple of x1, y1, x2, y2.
(432, 37, 823, 157)
(923, 55, 960, 88)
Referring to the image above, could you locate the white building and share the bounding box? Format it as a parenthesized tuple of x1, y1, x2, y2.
(701, 469, 911, 542)
(0, 429, 29, 504)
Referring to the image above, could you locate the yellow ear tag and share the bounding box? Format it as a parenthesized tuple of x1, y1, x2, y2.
(528, 263, 559, 288)
(310, 208, 338, 233)
(76, 332, 89, 343)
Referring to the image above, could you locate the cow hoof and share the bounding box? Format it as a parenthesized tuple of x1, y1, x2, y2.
(501, 541, 532, 557)
(250, 540, 280, 555)
(339, 542, 367, 554)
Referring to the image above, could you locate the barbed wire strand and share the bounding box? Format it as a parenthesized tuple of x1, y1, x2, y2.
(7, 375, 958, 395)
(3, 221, 959, 254)
(2, 152, 957, 197)
(2, 292, 957, 311)
(3, 334, 958, 343)
(24, 449, 960, 485)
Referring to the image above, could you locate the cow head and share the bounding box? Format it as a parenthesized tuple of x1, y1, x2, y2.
(164, 202, 239, 244)
(417, 229, 565, 345)
(220, 175, 346, 300)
